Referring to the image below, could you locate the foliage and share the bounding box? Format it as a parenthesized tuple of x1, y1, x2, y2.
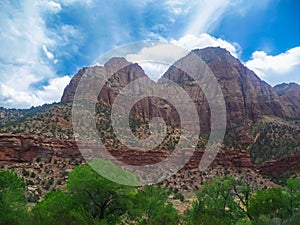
(0, 170, 28, 225)
(128, 185, 180, 224)
(1, 163, 300, 224)
(248, 187, 288, 219)
(186, 175, 248, 225)
(250, 117, 300, 165)
(66, 162, 134, 224)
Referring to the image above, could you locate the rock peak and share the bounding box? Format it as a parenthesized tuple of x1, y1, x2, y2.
(192, 46, 231, 56)
(274, 82, 299, 89)
(104, 57, 130, 68)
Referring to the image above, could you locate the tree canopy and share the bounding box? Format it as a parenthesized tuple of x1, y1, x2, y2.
(1, 161, 300, 225)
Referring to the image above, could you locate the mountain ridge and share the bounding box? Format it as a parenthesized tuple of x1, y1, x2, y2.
(0, 46, 299, 187)
(61, 47, 300, 127)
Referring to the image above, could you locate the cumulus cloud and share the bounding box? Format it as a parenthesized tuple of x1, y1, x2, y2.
(0, 76, 71, 109)
(138, 62, 171, 81)
(37, 76, 72, 103)
(0, 0, 82, 108)
(126, 43, 188, 65)
(125, 33, 240, 80)
(246, 47, 300, 75)
(245, 47, 300, 85)
(125, 42, 186, 81)
(171, 33, 240, 58)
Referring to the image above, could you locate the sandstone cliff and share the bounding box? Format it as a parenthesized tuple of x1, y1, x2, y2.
(160, 47, 297, 130)
(274, 82, 300, 118)
(62, 47, 300, 134)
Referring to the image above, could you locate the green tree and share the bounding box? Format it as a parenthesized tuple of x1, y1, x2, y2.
(186, 175, 247, 225)
(66, 160, 135, 224)
(32, 190, 76, 225)
(285, 178, 300, 217)
(129, 185, 180, 225)
(248, 187, 288, 221)
(232, 179, 253, 220)
(0, 170, 29, 225)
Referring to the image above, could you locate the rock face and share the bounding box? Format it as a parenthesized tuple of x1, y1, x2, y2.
(61, 47, 300, 135)
(0, 133, 80, 162)
(2, 133, 273, 192)
(0, 133, 251, 169)
(2, 133, 297, 189)
(160, 47, 296, 132)
(61, 57, 180, 127)
(274, 83, 300, 118)
(259, 152, 300, 177)
(61, 57, 144, 103)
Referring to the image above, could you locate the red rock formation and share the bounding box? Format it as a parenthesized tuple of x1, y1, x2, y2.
(0, 133, 251, 170)
(258, 152, 300, 176)
(61, 47, 300, 135)
(160, 47, 295, 131)
(0, 133, 80, 162)
(274, 83, 300, 118)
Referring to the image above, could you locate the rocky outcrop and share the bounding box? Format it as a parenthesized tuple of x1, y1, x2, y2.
(274, 83, 300, 118)
(0, 133, 272, 195)
(61, 57, 149, 104)
(61, 57, 180, 127)
(0, 133, 251, 169)
(259, 152, 300, 177)
(0, 133, 80, 162)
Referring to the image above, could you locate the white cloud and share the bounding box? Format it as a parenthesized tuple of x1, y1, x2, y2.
(0, 0, 55, 91)
(43, 45, 55, 60)
(57, 0, 93, 7)
(126, 43, 188, 65)
(38, 0, 62, 13)
(245, 47, 300, 85)
(185, 0, 230, 36)
(125, 43, 188, 80)
(125, 33, 240, 80)
(171, 33, 240, 58)
(37, 76, 72, 103)
(138, 62, 170, 82)
(0, 76, 71, 108)
(0, 0, 81, 108)
(164, 0, 192, 16)
(246, 47, 300, 75)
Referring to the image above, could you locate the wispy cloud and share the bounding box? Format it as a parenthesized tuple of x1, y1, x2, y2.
(184, 0, 273, 36)
(185, 0, 230, 36)
(0, 0, 82, 108)
(38, 0, 62, 13)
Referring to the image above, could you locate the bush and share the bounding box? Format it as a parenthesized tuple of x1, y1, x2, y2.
(22, 168, 30, 177)
(174, 192, 185, 202)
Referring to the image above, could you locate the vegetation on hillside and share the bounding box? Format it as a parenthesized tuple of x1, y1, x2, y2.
(1, 161, 300, 225)
(249, 116, 300, 165)
(0, 103, 73, 139)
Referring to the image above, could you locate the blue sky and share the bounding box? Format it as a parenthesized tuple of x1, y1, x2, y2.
(0, 0, 299, 108)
